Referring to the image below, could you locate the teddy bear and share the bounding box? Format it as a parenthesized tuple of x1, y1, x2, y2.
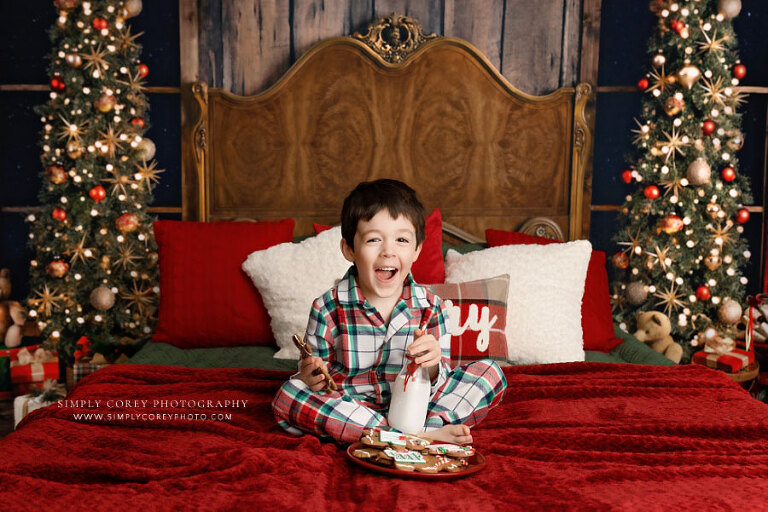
(633, 310, 683, 363)
(0, 268, 28, 348)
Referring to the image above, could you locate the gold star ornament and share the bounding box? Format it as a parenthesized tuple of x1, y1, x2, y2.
(134, 160, 164, 191)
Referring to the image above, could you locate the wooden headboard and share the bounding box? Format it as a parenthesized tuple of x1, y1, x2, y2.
(181, 14, 592, 243)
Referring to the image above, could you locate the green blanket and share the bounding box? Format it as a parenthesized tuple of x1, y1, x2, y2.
(129, 325, 675, 369)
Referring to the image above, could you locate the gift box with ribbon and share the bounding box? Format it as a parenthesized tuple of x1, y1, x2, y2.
(1, 344, 41, 397)
(692, 348, 755, 373)
(13, 379, 66, 428)
(9, 346, 59, 396)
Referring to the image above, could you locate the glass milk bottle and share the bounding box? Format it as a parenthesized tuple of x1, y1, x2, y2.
(387, 355, 431, 434)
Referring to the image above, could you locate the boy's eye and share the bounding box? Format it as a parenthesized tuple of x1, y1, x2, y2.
(366, 237, 381, 243)
(397, 237, 410, 244)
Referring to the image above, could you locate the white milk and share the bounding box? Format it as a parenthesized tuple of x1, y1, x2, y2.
(387, 365, 431, 434)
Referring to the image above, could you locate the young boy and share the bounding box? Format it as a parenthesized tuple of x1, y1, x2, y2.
(272, 179, 506, 444)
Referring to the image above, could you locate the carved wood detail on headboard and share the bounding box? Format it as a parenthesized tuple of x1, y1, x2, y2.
(181, 15, 592, 242)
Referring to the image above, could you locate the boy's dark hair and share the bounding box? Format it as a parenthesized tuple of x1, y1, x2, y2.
(341, 179, 426, 249)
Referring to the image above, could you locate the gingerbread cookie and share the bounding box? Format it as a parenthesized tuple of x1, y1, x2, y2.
(425, 443, 475, 458)
(360, 429, 390, 448)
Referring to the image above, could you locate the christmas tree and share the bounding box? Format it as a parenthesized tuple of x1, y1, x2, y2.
(26, 0, 161, 363)
(611, 0, 751, 361)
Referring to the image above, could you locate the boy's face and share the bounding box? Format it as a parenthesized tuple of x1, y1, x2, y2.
(341, 210, 422, 306)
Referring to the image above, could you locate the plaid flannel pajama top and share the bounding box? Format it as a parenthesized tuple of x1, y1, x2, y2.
(272, 268, 507, 443)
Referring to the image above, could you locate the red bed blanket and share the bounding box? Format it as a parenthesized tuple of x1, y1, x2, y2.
(1, 362, 767, 511)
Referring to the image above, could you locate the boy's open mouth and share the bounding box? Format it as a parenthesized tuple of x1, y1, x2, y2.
(375, 267, 398, 281)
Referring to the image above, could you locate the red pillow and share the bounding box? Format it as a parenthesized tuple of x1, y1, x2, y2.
(314, 208, 445, 284)
(153, 220, 295, 348)
(428, 275, 509, 367)
(485, 229, 622, 352)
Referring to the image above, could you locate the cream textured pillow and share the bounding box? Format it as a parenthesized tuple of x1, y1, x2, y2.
(242, 226, 349, 359)
(444, 240, 592, 364)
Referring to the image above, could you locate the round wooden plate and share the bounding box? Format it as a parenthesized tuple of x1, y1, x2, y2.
(346, 441, 486, 480)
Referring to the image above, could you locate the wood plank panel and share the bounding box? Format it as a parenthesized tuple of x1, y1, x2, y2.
(561, 0, 581, 86)
(179, 0, 199, 84)
(197, 0, 223, 88)
(502, 0, 565, 95)
(372, 0, 443, 37)
(443, 0, 503, 73)
(292, 0, 374, 58)
(221, 0, 292, 95)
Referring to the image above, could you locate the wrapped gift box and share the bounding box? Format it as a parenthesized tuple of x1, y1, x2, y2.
(13, 381, 66, 428)
(1, 344, 41, 397)
(66, 360, 111, 389)
(692, 348, 755, 373)
(9, 347, 59, 396)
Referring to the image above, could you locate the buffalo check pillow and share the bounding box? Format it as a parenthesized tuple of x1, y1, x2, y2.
(428, 275, 510, 367)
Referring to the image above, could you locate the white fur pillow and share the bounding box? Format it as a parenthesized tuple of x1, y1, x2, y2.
(444, 240, 592, 364)
(242, 227, 349, 359)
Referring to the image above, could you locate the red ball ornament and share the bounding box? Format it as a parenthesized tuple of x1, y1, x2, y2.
(92, 16, 108, 30)
(736, 208, 750, 224)
(51, 207, 67, 222)
(46, 258, 69, 279)
(45, 164, 67, 184)
(49, 75, 65, 92)
(733, 64, 747, 80)
(137, 63, 149, 78)
(721, 166, 736, 182)
(637, 78, 649, 91)
(89, 185, 107, 202)
(696, 286, 711, 301)
(131, 117, 145, 129)
(612, 252, 630, 270)
(621, 170, 633, 184)
(701, 119, 716, 136)
(643, 185, 660, 200)
(116, 212, 139, 233)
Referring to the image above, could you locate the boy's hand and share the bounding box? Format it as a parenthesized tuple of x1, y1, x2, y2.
(408, 328, 442, 368)
(299, 356, 331, 392)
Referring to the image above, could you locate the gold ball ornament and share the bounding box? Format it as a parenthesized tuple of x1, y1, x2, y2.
(116, 212, 140, 233)
(90, 286, 116, 311)
(147, 251, 159, 266)
(626, 282, 648, 306)
(664, 96, 685, 117)
(45, 164, 68, 184)
(100, 255, 111, 270)
(726, 131, 744, 151)
(718, 299, 742, 325)
(686, 158, 711, 185)
(65, 53, 83, 68)
(718, 0, 742, 19)
(657, 214, 684, 234)
(67, 142, 84, 160)
(704, 254, 722, 270)
(123, 0, 143, 18)
(136, 138, 156, 161)
(677, 65, 701, 90)
(652, 54, 666, 67)
(94, 93, 117, 113)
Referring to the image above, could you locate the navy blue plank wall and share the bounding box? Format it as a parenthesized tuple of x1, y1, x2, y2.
(0, 0, 181, 301)
(592, 0, 768, 296)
